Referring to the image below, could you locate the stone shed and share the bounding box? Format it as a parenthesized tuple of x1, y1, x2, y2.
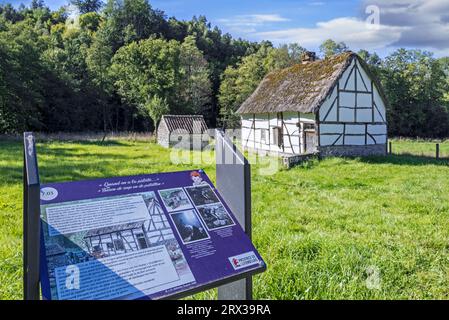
(157, 115, 209, 150)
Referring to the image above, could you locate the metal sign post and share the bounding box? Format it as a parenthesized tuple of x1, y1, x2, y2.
(23, 132, 41, 300)
(215, 129, 253, 300)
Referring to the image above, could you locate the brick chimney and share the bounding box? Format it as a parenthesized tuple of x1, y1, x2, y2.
(301, 51, 317, 64)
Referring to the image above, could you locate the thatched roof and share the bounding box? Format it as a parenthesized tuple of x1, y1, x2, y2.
(161, 115, 208, 133)
(237, 52, 387, 114)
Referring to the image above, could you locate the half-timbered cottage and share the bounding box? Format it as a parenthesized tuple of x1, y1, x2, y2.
(237, 51, 388, 157)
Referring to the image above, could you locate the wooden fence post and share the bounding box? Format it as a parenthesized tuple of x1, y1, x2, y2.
(436, 143, 440, 160)
(389, 141, 392, 155)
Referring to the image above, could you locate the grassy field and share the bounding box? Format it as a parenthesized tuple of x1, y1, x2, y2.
(390, 138, 449, 158)
(0, 137, 448, 299)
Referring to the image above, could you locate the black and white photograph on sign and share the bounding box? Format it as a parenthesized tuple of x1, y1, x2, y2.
(197, 203, 235, 231)
(158, 188, 193, 212)
(184, 185, 220, 206)
(169, 210, 210, 244)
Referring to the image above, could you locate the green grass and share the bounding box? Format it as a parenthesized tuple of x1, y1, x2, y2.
(1, 138, 448, 299)
(390, 138, 449, 158)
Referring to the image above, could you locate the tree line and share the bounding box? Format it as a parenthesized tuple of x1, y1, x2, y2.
(0, 0, 448, 138)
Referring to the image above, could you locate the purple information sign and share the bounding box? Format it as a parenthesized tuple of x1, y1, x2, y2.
(39, 169, 265, 300)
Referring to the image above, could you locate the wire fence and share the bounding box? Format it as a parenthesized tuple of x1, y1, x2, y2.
(388, 138, 449, 159)
(0, 131, 154, 142)
(2, 133, 449, 160)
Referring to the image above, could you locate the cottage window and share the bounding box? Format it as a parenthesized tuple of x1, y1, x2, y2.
(260, 129, 269, 145)
(303, 123, 315, 132)
(135, 233, 149, 249)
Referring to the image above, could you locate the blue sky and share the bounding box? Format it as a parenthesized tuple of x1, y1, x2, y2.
(3, 0, 449, 57)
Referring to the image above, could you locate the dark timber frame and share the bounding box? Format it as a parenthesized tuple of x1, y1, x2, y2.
(23, 131, 257, 300)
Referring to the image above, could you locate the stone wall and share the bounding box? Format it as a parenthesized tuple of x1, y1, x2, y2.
(169, 134, 210, 150)
(283, 153, 318, 169)
(157, 121, 170, 148)
(319, 144, 387, 157)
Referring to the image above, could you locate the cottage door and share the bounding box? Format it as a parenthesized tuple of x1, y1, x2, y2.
(305, 132, 317, 153)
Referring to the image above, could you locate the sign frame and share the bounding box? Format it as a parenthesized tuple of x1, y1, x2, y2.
(22, 131, 262, 300)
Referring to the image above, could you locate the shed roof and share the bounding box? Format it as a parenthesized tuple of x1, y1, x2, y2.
(237, 52, 387, 114)
(160, 115, 208, 134)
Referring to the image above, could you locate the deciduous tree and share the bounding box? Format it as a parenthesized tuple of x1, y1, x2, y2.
(178, 35, 212, 114)
(111, 38, 180, 131)
(70, 0, 103, 14)
(319, 39, 348, 58)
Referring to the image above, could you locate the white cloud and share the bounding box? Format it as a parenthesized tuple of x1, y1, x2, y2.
(308, 1, 325, 6)
(218, 14, 290, 33)
(248, 14, 290, 23)
(255, 17, 407, 51)
(362, 0, 449, 50)
(216, 1, 449, 56)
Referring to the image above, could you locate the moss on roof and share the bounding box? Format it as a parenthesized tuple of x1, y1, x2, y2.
(237, 52, 358, 114)
(161, 115, 208, 134)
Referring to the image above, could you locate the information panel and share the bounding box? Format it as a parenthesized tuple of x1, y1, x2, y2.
(39, 170, 265, 300)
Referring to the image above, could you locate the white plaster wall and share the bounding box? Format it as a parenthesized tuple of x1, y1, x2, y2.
(373, 90, 387, 122)
(346, 124, 365, 134)
(254, 114, 269, 129)
(319, 87, 338, 122)
(320, 134, 342, 146)
(339, 59, 356, 90)
(241, 116, 253, 128)
(340, 92, 355, 107)
(357, 108, 372, 122)
(367, 124, 387, 135)
(320, 124, 344, 134)
(357, 93, 372, 108)
(345, 135, 365, 145)
(356, 61, 371, 91)
(339, 108, 355, 122)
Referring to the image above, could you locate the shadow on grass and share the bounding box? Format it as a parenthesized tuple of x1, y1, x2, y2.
(360, 154, 449, 166)
(35, 145, 157, 160)
(0, 141, 161, 185)
(63, 140, 129, 146)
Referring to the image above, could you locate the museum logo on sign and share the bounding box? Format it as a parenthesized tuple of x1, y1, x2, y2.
(229, 251, 259, 270)
(40, 187, 58, 201)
